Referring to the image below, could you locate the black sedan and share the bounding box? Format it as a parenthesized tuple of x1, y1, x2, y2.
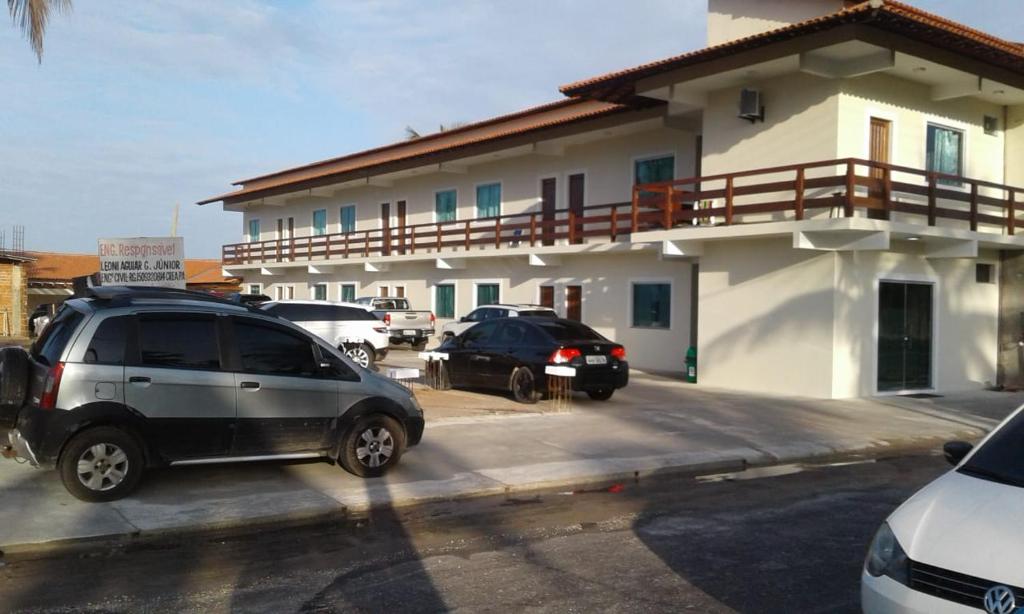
(437, 317, 628, 403)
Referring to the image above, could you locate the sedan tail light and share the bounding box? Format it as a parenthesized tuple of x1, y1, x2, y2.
(610, 346, 626, 360)
(39, 362, 66, 410)
(548, 347, 582, 364)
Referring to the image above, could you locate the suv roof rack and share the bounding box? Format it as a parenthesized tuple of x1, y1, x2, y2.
(81, 286, 262, 312)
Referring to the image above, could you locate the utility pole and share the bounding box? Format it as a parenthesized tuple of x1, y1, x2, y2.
(170, 203, 179, 237)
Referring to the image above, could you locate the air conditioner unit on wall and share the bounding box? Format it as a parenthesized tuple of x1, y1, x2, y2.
(738, 88, 764, 123)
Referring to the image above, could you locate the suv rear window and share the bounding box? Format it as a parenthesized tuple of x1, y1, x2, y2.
(267, 304, 377, 322)
(517, 310, 557, 318)
(31, 306, 85, 366)
(84, 316, 129, 365)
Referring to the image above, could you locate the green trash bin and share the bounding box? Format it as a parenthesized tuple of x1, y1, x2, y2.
(685, 346, 697, 383)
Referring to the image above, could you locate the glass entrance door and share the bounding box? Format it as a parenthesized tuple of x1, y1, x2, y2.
(878, 281, 933, 392)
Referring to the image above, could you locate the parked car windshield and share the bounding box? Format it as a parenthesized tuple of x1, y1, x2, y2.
(30, 305, 85, 366)
(533, 320, 605, 342)
(959, 410, 1024, 488)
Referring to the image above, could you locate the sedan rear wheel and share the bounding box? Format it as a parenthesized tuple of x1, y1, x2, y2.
(511, 367, 540, 404)
(586, 388, 615, 401)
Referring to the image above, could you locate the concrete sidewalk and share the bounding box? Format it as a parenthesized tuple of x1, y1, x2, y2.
(0, 372, 1018, 555)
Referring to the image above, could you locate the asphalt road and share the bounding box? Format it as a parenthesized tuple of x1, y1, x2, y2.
(0, 453, 949, 613)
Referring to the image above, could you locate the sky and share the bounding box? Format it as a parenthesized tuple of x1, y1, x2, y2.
(2, 0, 1022, 258)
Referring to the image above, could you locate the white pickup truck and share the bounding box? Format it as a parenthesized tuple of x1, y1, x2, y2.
(354, 296, 436, 350)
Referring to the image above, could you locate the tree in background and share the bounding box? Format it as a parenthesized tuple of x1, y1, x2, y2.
(8, 0, 71, 62)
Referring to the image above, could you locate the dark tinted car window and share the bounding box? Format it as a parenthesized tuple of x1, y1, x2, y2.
(84, 316, 129, 365)
(465, 309, 483, 322)
(461, 320, 500, 347)
(234, 320, 317, 376)
(266, 304, 377, 322)
(31, 306, 85, 366)
(960, 411, 1024, 488)
(517, 310, 557, 318)
(139, 317, 220, 370)
(493, 321, 543, 346)
(333, 306, 378, 321)
(534, 320, 605, 342)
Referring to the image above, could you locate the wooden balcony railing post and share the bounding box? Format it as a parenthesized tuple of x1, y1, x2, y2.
(364, 231, 370, 257)
(410, 226, 416, 254)
(464, 220, 471, 250)
(530, 213, 537, 247)
(276, 240, 282, 262)
(610, 206, 618, 242)
(307, 237, 312, 260)
(663, 188, 672, 230)
(436, 223, 442, 251)
(569, 209, 577, 243)
(495, 217, 502, 249)
(1009, 189, 1017, 236)
(631, 186, 639, 234)
(289, 237, 294, 261)
(927, 173, 937, 226)
(725, 177, 735, 225)
(794, 168, 805, 221)
(970, 182, 979, 231)
(883, 167, 893, 217)
(844, 161, 855, 218)
(324, 235, 331, 260)
(344, 232, 350, 258)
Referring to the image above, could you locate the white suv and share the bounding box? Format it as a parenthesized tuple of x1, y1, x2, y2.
(261, 301, 390, 368)
(440, 304, 557, 339)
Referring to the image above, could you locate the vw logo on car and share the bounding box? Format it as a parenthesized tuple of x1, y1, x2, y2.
(984, 585, 1018, 614)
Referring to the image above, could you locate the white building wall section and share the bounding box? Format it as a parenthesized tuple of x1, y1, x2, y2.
(249, 249, 693, 374)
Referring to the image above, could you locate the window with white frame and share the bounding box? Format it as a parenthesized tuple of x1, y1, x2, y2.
(312, 209, 328, 236)
(312, 283, 328, 301)
(475, 283, 499, 307)
(340, 283, 356, 302)
(476, 183, 501, 219)
(631, 282, 671, 329)
(285, 285, 295, 300)
(248, 219, 260, 242)
(435, 284, 455, 318)
(340, 205, 356, 233)
(435, 190, 457, 223)
(926, 124, 964, 186)
(275, 285, 284, 300)
(248, 283, 262, 295)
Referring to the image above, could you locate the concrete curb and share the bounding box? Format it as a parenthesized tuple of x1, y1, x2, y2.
(0, 431, 981, 561)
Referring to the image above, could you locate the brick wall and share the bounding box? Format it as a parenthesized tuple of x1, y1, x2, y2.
(0, 262, 29, 337)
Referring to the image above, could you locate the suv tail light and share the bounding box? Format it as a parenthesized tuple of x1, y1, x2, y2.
(610, 346, 626, 360)
(39, 362, 66, 410)
(429, 312, 436, 326)
(383, 313, 391, 326)
(549, 347, 581, 364)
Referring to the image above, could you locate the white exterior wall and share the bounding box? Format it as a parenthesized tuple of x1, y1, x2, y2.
(241, 125, 696, 242)
(707, 0, 846, 46)
(697, 238, 838, 398)
(248, 250, 693, 374)
(837, 73, 1007, 185)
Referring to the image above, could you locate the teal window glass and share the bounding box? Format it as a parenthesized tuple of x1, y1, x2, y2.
(435, 284, 455, 318)
(340, 284, 356, 303)
(634, 156, 675, 185)
(632, 283, 671, 329)
(476, 183, 501, 219)
(313, 284, 327, 301)
(476, 283, 499, 307)
(436, 190, 457, 223)
(340, 206, 356, 233)
(313, 209, 327, 236)
(248, 219, 260, 242)
(926, 125, 963, 186)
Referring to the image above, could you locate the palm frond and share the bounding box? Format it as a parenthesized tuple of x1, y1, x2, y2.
(8, 0, 72, 62)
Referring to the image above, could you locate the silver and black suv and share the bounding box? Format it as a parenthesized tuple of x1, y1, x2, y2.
(1, 287, 424, 502)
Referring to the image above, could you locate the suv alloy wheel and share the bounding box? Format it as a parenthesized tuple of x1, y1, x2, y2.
(59, 427, 145, 502)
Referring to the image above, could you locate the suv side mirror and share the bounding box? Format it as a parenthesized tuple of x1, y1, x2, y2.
(459, 316, 469, 323)
(943, 440, 973, 466)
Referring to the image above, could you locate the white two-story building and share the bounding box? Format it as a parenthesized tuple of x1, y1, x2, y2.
(200, 0, 1024, 399)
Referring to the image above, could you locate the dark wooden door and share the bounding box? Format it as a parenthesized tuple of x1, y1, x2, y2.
(541, 178, 556, 246)
(869, 117, 891, 220)
(569, 173, 585, 244)
(539, 285, 554, 309)
(380, 202, 391, 255)
(566, 285, 582, 321)
(397, 200, 407, 254)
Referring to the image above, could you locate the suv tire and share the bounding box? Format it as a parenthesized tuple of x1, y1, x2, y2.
(344, 343, 376, 370)
(59, 427, 145, 502)
(339, 414, 405, 478)
(510, 367, 540, 404)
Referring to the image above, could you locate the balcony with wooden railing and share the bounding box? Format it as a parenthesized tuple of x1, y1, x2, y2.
(222, 158, 1024, 266)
